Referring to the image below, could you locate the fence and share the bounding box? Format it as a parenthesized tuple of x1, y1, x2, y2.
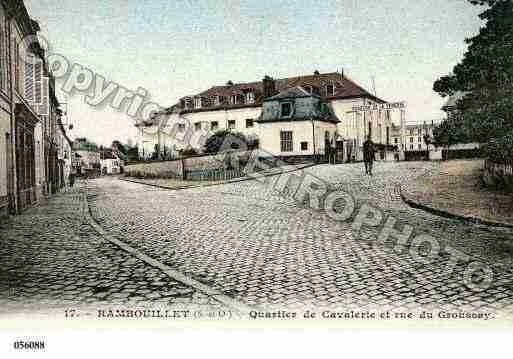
(483, 159, 513, 191)
(442, 148, 483, 160)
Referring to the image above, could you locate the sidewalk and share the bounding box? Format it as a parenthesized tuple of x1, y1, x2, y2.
(0, 183, 215, 315)
(401, 159, 513, 227)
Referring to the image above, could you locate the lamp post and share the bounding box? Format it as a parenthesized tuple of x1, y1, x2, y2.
(311, 118, 316, 163)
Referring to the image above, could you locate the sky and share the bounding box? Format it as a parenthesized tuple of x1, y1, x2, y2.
(25, 0, 484, 146)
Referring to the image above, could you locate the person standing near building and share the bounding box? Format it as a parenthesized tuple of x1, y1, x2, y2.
(363, 135, 375, 176)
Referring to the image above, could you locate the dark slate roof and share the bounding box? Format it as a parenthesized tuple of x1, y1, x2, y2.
(257, 86, 340, 124)
(265, 86, 314, 101)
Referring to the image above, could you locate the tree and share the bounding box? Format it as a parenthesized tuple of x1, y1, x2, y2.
(112, 140, 128, 156)
(204, 130, 249, 154)
(433, 0, 513, 146)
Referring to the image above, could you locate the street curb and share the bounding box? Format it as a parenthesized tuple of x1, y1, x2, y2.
(81, 192, 255, 314)
(399, 186, 513, 229)
(119, 163, 317, 191)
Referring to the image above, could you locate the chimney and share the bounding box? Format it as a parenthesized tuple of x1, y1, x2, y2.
(262, 75, 276, 98)
(314, 70, 320, 76)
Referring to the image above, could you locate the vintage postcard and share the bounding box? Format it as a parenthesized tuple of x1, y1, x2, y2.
(0, 0, 512, 357)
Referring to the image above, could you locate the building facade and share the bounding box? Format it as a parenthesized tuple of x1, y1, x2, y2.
(0, 0, 69, 216)
(391, 121, 440, 152)
(136, 71, 405, 162)
(100, 148, 123, 175)
(73, 138, 100, 176)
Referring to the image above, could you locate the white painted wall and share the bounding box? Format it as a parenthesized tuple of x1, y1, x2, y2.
(101, 158, 121, 174)
(138, 97, 405, 158)
(259, 120, 337, 156)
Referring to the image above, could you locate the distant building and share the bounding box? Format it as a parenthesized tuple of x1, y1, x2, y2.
(100, 148, 123, 175)
(391, 121, 441, 152)
(73, 138, 100, 176)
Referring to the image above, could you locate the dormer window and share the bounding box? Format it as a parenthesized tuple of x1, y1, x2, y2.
(245, 91, 255, 104)
(184, 97, 193, 109)
(230, 94, 237, 105)
(194, 97, 202, 109)
(326, 84, 335, 96)
(214, 96, 221, 106)
(280, 102, 293, 118)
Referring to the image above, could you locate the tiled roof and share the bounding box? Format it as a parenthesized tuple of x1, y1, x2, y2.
(136, 71, 385, 127)
(181, 71, 385, 111)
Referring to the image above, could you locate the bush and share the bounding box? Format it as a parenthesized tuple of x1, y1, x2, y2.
(204, 130, 249, 154)
(483, 131, 513, 164)
(180, 147, 198, 157)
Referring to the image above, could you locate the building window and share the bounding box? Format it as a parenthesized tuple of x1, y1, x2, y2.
(304, 85, 313, 94)
(410, 137, 414, 143)
(301, 141, 308, 151)
(178, 124, 185, 132)
(194, 97, 202, 109)
(280, 102, 292, 118)
(409, 129, 414, 136)
(418, 144, 422, 150)
(245, 119, 254, 128)
(230, 95, 237, 105)
(228, 120, 236, 129)
(394, 138, 398, 144)
(280, 131, 293, 152)
(245, 91, 255, 104)
(0, 21, 4, 91)
(410, 144, 413, 150)
(418, 137, 422, 143)
(211, 121, 219, 131)
(194, 122, 201, 131)
(326, 84, 335, 96)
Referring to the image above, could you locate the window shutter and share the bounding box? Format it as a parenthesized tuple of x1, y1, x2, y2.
(24, 60, 34, 102)
(34, 60, 42, 104)
(36, 76, 49, 116)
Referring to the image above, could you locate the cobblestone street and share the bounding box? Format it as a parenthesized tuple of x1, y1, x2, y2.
(80, 162, 513, 317)
(0, 185, 220, 315)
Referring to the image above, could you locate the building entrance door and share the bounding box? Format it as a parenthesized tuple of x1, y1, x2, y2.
(336, 140, 345, 163)
(5, 133, 14, 213)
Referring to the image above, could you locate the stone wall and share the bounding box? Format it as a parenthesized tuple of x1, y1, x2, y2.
(125, 151, 254, 179)
(483, 160, 513, 191)
(125, 160, 184, 179)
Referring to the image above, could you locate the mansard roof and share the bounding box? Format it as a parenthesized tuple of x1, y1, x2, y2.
(265, 86, 314, 101)
(136, 71, 385, 127)
(181, 71, 385, 111)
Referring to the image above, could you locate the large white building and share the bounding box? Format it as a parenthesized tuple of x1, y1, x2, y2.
(136, 71, 405, 162)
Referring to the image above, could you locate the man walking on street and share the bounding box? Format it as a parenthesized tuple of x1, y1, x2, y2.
(363, 135, 375, 176)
